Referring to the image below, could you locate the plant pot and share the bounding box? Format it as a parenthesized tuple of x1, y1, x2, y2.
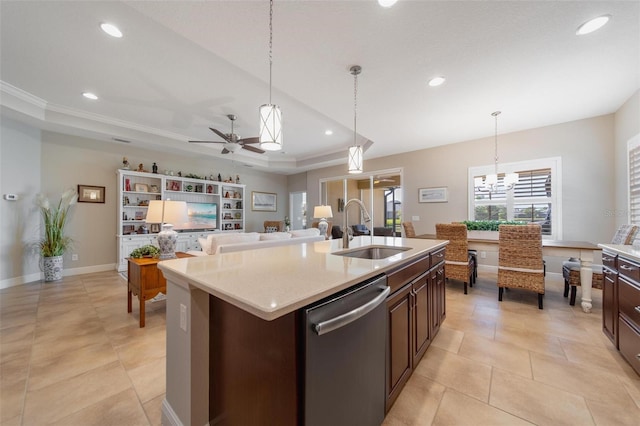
(467, 230, 499, 240)
(43, 255, 64, 281)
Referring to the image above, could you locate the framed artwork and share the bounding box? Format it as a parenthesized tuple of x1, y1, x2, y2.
(419, 187, 448, 203)
(134, 183, 148, 192)
(77, 185, 105, 203)
(251, 191, 277, 212)
(149, 184, 160, 193)
(150, 223, 161, 233)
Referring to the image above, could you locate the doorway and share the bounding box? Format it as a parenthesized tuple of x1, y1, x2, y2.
(289, 191, 307, 230)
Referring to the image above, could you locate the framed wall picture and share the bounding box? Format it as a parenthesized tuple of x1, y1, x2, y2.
(77, 185, 105, 203)
(251, 191, 277, 212)
(419, 187, 448, 203)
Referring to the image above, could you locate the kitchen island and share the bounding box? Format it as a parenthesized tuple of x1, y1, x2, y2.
(158, 235, 447, 425)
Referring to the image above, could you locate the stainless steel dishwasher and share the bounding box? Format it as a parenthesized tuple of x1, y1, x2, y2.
(303, 274, 389, 426)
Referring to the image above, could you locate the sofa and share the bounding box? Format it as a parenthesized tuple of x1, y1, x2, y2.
(188, 228, 324, 256)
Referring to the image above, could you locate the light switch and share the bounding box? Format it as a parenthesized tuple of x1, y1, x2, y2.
(412, 216, 420, 221)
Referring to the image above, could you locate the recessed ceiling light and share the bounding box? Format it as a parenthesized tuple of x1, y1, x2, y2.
(576, 15, 611, 35)
(325, 130, 333, 136)
(100, 22, 123, 38)
(428, 76, 446, 87)
(82, 92, 98, 100)
(378, 0, 398, 8)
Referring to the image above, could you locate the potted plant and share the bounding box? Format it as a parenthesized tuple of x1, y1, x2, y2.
(37, 189, 78, 281)
(462, 220, 526, 239)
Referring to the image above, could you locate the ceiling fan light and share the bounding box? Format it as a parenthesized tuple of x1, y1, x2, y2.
(259, 103, 282, 151)
(348, 146, 363, 174)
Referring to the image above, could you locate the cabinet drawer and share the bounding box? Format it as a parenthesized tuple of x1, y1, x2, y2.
(601, 251, 617, 270)
(430, 248, 445, 268)
(619, 276, 640, 329)
(387, 255, 429, 295)
(618, 257, 640, 283)
(618, 317, 640, 376)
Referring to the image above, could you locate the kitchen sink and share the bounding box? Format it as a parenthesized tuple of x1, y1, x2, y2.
(332, 245, 411, 260)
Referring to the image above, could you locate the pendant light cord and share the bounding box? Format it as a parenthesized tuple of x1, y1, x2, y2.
(268, 0, 273, 105)
(353, 69, 358, 147)
(492, 111, 500, 175)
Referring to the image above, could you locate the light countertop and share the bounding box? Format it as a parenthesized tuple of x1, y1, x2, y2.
(158, 236, 447, 320)
(598, 243, 640, 262)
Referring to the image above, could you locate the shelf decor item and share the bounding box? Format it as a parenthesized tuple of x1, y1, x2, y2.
(36, 188, 78, 281)
(146, 200, 188, 259)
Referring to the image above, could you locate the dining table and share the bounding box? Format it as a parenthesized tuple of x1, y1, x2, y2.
(416, 234, 601, 313)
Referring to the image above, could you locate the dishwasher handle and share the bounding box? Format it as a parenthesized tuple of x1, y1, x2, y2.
(313, 286, 390, 336)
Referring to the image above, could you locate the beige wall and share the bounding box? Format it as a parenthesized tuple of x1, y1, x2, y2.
(309, 114, 617, 244)
(614, 90, 640, 227)
(1, 120, 288, 285)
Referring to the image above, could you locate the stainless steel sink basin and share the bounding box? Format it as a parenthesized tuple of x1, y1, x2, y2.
(332, 245, 411, 260)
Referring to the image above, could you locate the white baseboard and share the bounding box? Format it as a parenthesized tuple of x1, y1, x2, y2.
(161, 398, 184, 426)
(0, 263, 116, 289)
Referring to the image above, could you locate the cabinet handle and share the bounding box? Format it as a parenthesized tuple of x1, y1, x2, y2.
(435, 253, 444, 258)
(620, 265, 635, 271)
(635, 306, 640, 314)
(637, 354, 640, 361)
(602, 256, 613, 262)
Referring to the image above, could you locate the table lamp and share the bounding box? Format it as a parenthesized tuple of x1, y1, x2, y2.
(146, 200, 188, 259)
(313, 205, 333, 239)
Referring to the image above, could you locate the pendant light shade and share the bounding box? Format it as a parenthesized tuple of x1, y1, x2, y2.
(348, 145, 363, 174)
(259, 103, 282, 150)
(259, 0, 282, 151)
(347, 65, 363, 174)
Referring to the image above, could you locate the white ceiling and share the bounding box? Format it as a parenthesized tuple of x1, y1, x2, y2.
(1, 1, 638, 174)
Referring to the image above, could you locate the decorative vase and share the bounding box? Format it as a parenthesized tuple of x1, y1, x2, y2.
(43, 255, 64, 281)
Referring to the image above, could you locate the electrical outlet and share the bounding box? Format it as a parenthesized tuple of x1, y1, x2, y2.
(71, 254, 78, 261)
(480, 251, 486, 259)
(412, 216, 420, 221)
(180, 304, 187, 332)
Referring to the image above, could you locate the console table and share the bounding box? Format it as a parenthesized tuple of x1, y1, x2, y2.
(127, 252, 193, 327)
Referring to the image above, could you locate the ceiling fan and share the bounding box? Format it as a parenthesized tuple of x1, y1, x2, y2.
(189, 114, 265, 155)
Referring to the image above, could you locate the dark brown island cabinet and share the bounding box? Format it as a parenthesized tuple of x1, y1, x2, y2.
(386, 247, 445, 411)
(602, 249, 640, 376)
(207, 246, 447, 424)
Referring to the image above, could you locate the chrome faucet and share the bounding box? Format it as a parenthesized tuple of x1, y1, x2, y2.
(343, 198, 372, 249)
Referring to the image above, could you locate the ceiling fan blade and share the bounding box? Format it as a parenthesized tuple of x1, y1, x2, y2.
(189, 140, 227, 144)
(238, 137, 260, 144)
(242, 144, 265, 154)
(210, 127, 232, 142)
(221, 147, 230, 154)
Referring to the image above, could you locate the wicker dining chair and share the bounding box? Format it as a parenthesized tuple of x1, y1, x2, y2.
(498, 224, 546, 309)
(562, 224, 638, 305)
(436, 223, 475, 294)
(402, 222, 416, 238)
(263, 220, 285, 233)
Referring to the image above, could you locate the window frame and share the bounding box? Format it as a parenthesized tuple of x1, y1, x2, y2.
(468, 157, 562, 239)
(627, 133, 640, 225)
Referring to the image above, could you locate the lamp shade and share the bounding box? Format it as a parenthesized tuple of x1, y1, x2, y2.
(259, 104, 283, 151)
(348, 145, 363, 174)
(314, 205, 333, 219)
(146, 200, 188, 226)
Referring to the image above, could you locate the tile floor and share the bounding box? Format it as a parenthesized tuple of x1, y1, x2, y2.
(1, 269, 639, 425)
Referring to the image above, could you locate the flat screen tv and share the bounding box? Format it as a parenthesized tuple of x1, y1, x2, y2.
(179, 202, 217, 230)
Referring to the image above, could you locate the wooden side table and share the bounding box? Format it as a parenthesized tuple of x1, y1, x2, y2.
(127, 252, 193, 327)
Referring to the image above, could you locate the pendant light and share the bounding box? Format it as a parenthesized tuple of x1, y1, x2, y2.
(259, 0, 282, 151)
(474, 111, 518, 192)
(348, 65, 363, 174)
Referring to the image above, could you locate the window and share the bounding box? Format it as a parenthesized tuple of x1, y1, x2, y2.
(628, 134, 640, 225)
(469, 157, 561, 239)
